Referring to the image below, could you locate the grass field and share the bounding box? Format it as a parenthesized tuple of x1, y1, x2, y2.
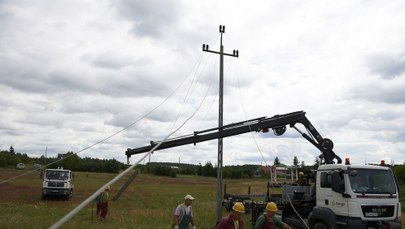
(0, 168, 404, 229)
(0, 168, 266, 229)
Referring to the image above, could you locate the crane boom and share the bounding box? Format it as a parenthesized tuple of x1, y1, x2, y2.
(125, 111, 342, 164)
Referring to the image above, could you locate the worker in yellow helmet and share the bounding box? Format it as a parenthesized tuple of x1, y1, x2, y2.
(217, 202, 245, 229)
(295, 171, 307, 186)
(255, 202, 291, 229)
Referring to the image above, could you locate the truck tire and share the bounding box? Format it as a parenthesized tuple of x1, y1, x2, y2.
(314, 222, 328, 229)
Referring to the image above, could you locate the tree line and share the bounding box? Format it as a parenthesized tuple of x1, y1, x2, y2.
(136, 157, 405, 184)
(137, 159, 321, 179)
(2, 145, 405, 183)
(0, 146, 127, 173)
(137, 161, 260, 179)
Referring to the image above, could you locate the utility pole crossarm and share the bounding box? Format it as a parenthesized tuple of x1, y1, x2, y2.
(202, 45, 239, 57)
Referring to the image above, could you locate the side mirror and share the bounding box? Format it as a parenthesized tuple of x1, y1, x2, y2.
(331, 171, 344, 193)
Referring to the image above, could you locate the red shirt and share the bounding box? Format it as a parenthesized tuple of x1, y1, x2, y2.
(216, 213, 244, 229)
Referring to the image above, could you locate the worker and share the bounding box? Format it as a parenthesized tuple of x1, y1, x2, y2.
(99, 185, 110, 220)
(296, 171, 307, 186)
(173, 194, 196, 229)
(216, 202, 245, 229)
(255, 202, 292, 229)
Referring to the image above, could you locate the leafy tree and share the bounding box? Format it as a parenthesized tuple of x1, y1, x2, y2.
(0, 149, 129, 173)
(9, 145, 15, 154)
(178, 167, 196, 175)
(293, 156, 299, 167)
(230, 169, 242, 179)
(15, 152, 30, 163)
(394, 165, 405, 184)
(105, 159, 120, 173)
(274, 157, 280, 165)
(0, 153, 7, 167)
(202, 161, 216, 177)
(196, 163, 203, 176)
(0, 150, 19, 166)
(151, 164, 176, 177)
(60, 152, 81, 171)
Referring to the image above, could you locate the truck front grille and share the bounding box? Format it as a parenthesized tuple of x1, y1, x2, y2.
(361, 205, 394, 218)
(48, 182, 64, 187)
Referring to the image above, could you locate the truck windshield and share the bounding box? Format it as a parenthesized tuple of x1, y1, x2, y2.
(349, 169, 396, 194)
(45, 171, 69, 180)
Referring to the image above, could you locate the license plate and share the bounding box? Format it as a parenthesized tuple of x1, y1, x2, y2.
(365, 212, 379, 217)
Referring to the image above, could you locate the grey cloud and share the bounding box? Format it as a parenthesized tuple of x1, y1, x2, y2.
(0, 65, 48, 93)
(352, 80, 405, 104)
(0, 54, 86, 94)
(48, 70, 90, 92)
(114, 0, 183, 38)
(367, 53, 405, 79)
(104, 74, 168, 97)
(89, 51, 151, 69)
(0, 11, 12, 27)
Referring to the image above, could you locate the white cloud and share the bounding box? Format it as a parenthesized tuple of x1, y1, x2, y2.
(1, 0, 404, 166)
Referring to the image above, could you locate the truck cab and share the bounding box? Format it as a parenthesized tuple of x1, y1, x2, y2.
(42, 168, 74, 200)
(309, 164, 401, 229)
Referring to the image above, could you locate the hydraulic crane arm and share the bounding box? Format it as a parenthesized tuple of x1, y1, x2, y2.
(125, 111, 342, 164)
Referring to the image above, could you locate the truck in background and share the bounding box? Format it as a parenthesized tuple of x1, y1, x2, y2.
(42, 167, 74, 200)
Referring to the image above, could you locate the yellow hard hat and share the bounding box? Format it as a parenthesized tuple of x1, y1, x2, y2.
(232, 202, 245, 213)
(299, 172, 304, 176)
(266, 202, 278, 212)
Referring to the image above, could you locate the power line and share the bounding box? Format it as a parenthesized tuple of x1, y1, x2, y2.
(1, 51, 207, 185)
(50, 66, 212, 228)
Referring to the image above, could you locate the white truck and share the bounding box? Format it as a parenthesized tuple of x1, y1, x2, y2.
(42, 167, 74, 200)
(274, 162, 402, 229)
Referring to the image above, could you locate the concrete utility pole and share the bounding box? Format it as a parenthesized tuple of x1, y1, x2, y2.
(202, 25, 239, 224)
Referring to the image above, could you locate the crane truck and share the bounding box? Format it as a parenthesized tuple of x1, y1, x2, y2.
(125, 111, 401, 228)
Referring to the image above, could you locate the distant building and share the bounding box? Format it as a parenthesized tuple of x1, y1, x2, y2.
(257, 165, 299, 185)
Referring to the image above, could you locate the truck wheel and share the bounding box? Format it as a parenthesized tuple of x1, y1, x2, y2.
(314, 222, 328, 229)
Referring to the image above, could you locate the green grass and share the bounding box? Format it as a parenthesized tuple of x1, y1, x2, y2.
(400, 185, 405, 211)
(0, 169, 260, 228)
(0, 168, 404, 228)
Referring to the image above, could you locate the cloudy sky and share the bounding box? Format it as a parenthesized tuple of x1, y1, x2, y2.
(1, 0, 404, 167)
